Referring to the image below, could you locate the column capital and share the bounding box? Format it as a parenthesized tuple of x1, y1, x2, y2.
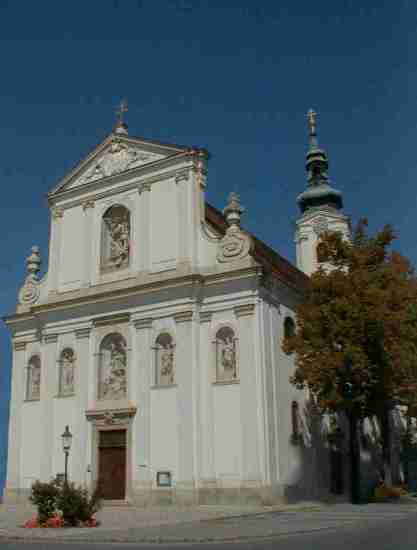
(133, 317, 153, 330)
(138, 182, 152, 194)
(199, 311, 212, 323)
(82, 200, 95, 211)
(13, 340, 27, 351)
(75, 327, 91, 340)
(51, 207, 64, 220)
(234, 303, 255, 318)
(175, 169, 189, 185)
(174, 310, 194, 324)
(43, 332, 58, 344)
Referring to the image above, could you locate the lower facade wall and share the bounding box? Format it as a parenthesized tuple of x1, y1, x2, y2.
(3, 481, 333, 508)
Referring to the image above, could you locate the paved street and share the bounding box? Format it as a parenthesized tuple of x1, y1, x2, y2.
(1, 501, 417, 545)
(0, 512, 416, 549)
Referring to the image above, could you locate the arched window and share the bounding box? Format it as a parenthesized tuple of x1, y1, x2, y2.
(101, 205, 130, 272)
(283, 317, 295, 355)
(27, 355, 41, 400)
(154, 333, 175, 386)
(316, 241, 328, 264)
(284, 317, 295, 339)
(58, 348, 75, 396)
(98, 333, 127, 400)
(214, 326, 238, 382)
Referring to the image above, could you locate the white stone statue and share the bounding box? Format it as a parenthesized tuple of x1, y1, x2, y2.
(60, 349, 75, 395)
(99, 337, 127, 400)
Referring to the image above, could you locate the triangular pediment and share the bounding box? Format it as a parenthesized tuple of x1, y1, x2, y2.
(49, 133, 188, 196)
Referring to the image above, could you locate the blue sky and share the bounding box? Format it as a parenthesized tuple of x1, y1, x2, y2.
(1, 1, 416, 492)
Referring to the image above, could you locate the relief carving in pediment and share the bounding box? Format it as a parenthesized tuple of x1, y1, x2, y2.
(74, 139, 162, 188)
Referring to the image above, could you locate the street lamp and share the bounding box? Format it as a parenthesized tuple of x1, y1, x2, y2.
(61, 425, 72, 486)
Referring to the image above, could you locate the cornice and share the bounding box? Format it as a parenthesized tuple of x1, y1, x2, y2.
(5, 266, 263, 323)
(93, 313, 130, 327)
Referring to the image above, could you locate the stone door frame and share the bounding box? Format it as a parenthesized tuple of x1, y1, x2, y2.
(86, 406, 136, 502)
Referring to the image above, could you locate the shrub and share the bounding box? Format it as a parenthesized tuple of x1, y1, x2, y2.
(29, 480, 60, 524)
(56, 483, 102, 526)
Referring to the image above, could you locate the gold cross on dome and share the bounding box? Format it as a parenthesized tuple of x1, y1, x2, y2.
(307, 108, 317, 136)
(116, 98, 128, 125)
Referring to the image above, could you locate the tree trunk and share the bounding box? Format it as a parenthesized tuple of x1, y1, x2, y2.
(380, 404, 393, 487)
(349, 409, 361, 503)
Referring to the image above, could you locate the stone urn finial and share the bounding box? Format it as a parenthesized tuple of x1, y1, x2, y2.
(223, 192, 245, 229)
(26, 246, 41, 279)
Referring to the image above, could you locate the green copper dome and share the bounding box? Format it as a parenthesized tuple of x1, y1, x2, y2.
(298, 110, 343, 214)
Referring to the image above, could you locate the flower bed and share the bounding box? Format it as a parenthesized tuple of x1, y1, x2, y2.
(23, 514, 99, 528)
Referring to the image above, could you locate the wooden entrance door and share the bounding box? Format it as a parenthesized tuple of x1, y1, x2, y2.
(97, 430, 126, 500)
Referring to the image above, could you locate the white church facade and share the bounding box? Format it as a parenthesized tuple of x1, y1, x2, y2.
(3, 108, 353, 506)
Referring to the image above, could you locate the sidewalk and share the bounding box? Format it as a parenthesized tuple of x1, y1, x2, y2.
(1, 499, 417, 543)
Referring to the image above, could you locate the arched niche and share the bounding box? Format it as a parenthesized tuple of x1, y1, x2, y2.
(100, 205, 131, 272)
(98, 333, 127, 400)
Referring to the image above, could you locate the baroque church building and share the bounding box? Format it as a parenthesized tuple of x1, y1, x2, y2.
(4, 108, 351, 506)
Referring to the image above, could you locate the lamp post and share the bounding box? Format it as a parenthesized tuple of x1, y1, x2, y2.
(61, 425, 72, 487)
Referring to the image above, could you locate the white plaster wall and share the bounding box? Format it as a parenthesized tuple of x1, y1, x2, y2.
(150, 177, 178, 272)
(150, 388, 178, 483)
(21, 403, 42, 489)
(52, 397, 78, 480)
(213, 384, 241, 482)
(58, 206, 85, 292)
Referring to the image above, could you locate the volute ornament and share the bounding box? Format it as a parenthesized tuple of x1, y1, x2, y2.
(217, 192, 252, 263)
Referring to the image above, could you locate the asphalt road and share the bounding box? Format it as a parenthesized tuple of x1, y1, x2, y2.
(0, 514, 415, 550)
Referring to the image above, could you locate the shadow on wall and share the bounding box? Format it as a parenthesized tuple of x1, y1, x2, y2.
(282, 396, 407, 504)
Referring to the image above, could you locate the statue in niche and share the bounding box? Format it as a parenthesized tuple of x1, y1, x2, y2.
(101, 206, 130, 271)
(99, 334, 127, 400)
(215, 327, 237, 381)
(59, 349, 75, 395)
(28, 356, 41, 400)
(155, 333, 175, 385)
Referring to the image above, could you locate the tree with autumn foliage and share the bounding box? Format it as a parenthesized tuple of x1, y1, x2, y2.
(283, 218, 417, 486)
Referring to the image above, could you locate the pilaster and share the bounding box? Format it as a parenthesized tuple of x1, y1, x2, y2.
(133, 317, 153, 493)
(174, 310, 195, 499)
(82, 201, 95, 287)
(198, 311, 216, 484)
(234, 303, 262, 483)
(48, 207, 64, 294)
(5, 341, 27, 492)
(74, 327, 91, 484)
(138, 183, 151, 272)
(40, 332, 58, 481)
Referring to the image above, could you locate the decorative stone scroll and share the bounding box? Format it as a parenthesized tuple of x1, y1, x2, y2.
(217, 193, 252, 263)
(18, 246, 41, 306)
(98, 333, 127, 400)
(79, 138, 159, 185)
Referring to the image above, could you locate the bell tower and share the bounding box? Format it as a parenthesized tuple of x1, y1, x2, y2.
(295, 109, 350, 276)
